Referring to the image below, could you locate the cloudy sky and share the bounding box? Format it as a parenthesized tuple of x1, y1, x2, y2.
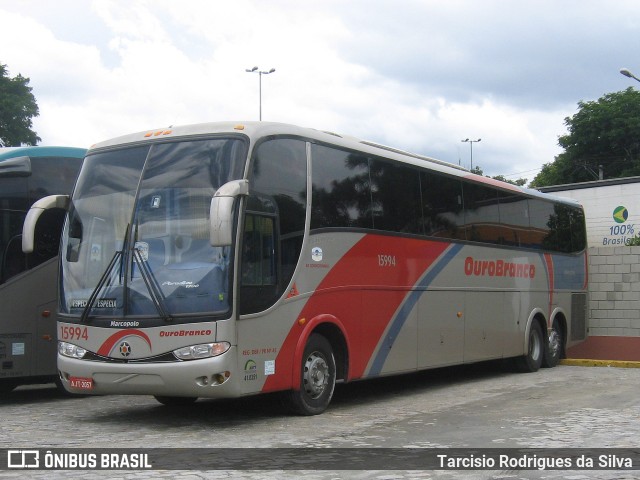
(1, 0, 639, 183)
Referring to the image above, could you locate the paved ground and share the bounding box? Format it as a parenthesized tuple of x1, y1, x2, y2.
(0, 362, 639, 479)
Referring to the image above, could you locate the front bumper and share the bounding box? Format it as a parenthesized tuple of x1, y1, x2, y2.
(58, 346, 239, 398)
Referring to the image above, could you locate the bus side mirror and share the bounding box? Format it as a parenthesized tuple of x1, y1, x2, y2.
(22, 195, 70, 253)
(210, 179, 249, 247)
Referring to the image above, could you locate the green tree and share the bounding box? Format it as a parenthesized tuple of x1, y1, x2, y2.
(531, 88, 640, 187)
(471, 166, 528, 187)
(491, 174, 527, 187)
(0, 63, 40, 146)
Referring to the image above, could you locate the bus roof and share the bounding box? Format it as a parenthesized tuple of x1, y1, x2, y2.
(0, 146, 87, 161)
(87, 121, 579, 207)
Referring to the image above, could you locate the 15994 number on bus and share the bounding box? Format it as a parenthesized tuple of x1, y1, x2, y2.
(60, 326, 89, 341)
(378, 255, 397, 267)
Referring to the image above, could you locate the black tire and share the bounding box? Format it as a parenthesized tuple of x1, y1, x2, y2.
(514, 321, 544, 373)
(0, 380, 18, 394)
(542, 321, 564, 368)
(285, 333, 336, 416)
(54, 377, 73, 395)
(154, 395, 198, 407)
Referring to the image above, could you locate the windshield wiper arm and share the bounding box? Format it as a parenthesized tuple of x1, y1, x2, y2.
(132, 247, 173, 322)
(80, 250, 122, 324)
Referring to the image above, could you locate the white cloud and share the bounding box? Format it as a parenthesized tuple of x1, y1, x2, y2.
(1, 0, 639, 183)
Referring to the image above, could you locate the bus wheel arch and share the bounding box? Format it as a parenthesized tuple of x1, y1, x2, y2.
(285, 318, 349, 415)
(285, 333, 336, 415)
(543, 313, 567, 368)
(514, 315, 545, 373)
(311, 322, 349, 383)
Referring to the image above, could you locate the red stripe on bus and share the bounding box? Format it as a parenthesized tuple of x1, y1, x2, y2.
(262, 235, 450, 392)
(97, 329, 152, 357)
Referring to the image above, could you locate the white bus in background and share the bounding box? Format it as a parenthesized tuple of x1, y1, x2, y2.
(1, 146, 85, 392)
(23, 123, 588, 414)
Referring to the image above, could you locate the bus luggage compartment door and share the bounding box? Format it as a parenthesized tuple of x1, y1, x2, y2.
(0, 333, 32, 380)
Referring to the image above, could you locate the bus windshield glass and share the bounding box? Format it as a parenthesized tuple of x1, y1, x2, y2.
(60, 137, 247, 321)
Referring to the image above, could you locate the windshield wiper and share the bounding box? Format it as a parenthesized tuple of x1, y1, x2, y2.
(80, 250, 122, 324)
(132, 247, 173, 322)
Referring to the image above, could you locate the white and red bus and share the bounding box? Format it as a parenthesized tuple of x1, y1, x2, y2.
(23, 122, 588, 414)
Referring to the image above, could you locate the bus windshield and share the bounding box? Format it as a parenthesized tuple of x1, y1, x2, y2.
(60, 137, 247, 322)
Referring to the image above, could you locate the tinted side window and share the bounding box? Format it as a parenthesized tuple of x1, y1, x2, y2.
(528, 199, 553, 250)
(241, 138, 307, 314)
(498, 193, 530, 247)
(1, 157, 82, 284)
(251, 139, 307, 234)
(369, 158, 423, 234)
(0, 177, 28, 283)
(0, 210, 27, 283)
(545, 204, 584, 253)
(462, 183, 503, 244)
(29, 157, 82, 203)
(420, 171, 464, 239)
(570, 207, 587, 252)
(311, 144, 372, 229)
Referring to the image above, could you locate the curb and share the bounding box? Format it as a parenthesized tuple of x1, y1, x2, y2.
(561, 359, 640, 368)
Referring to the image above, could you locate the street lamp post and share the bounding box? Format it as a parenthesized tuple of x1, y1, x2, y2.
(245, 66, 276, 121)
(620, 68, 640, 84)
(461, 138, 481, 171)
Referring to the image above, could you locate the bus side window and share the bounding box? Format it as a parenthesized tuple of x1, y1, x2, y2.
(241, 214, 276, 287)
(66, 210, 83, 262)
(240, 213, 278, 314)
(1, 234, 27, 282)
(32, 209, 66, 264)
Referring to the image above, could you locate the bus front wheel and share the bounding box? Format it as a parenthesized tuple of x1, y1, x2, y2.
(0, 380, 18, 393)
(514, 321, 543, 373)
(286, 333, 336, 416)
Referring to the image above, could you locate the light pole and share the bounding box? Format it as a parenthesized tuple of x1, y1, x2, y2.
(461, 138, 481, 171)
(245, 66, 276, 121)
(620, 68, 640, 84)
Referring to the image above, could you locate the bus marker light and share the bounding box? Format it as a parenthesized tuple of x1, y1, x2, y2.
(298, 318, 306, 326)
(457, 312, 463, 318)
(234, 125, 245, 130)
(144, 130, 173, 138)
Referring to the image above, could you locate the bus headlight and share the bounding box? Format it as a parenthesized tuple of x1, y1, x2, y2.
(58, 341, 87, 359)
(173, 342, 230, 361)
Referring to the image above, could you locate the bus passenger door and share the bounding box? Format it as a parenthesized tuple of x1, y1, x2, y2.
(418, 291, 464, 368)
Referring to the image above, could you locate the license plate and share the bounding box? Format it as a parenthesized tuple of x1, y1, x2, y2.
(69, 376, 93, 390)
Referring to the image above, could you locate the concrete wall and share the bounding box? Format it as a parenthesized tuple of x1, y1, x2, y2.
(566, 246, 640, 361)
(588, 246, 640, 336)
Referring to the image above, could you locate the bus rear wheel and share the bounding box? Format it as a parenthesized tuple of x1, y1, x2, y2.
(514, 321, 543, 373)
(285, 333, 336, 416)
(542, 321, 564, 368)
